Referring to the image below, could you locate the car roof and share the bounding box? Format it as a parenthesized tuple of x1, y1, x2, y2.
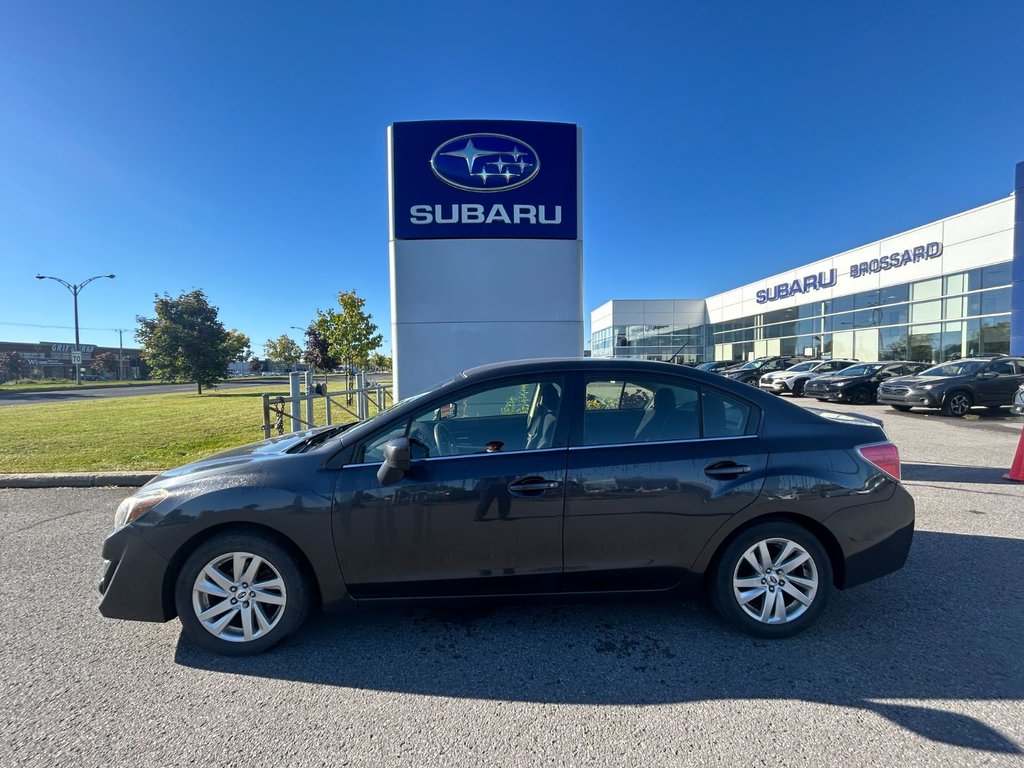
(461, 357, 694, 378)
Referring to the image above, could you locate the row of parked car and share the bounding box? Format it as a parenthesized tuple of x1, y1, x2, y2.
(694, 354, 1024, 417)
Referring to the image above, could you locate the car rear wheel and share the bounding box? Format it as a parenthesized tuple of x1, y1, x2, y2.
(712, 522, 832, 638)
(941, 391, 973, 417)
(175, 532, 310, 655)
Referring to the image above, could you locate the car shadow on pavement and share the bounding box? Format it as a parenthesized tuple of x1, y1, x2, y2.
(175, 530, 1023, 755)
(902, 462, 1015, 484)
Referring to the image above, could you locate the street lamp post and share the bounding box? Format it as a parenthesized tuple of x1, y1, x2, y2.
(35, 273, 115, 385)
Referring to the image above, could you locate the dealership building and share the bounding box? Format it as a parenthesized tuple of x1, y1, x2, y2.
(592, 162, 1024, 364)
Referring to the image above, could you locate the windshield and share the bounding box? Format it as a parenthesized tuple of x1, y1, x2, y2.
(836, 364, 883, 377)
(738, 360, 766, 370)
(920, 361, 987, 377)
(696, 362, 722, 371)
(786, 362, 818, 372)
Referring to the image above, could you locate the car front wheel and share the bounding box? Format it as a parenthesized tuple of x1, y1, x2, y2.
(941, 391, 973, 417)
(175, 531, 310, 655)
(712, 522, 832, 638)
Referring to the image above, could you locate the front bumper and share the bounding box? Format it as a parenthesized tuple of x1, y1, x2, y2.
(876, 389, 940, 408)
(98, 524, 176, 622)
(759, 379, 792, 394)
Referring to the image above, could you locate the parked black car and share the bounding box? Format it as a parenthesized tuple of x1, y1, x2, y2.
(100, 358, 914, 655)
(876, 356, 1024, 416)
(694, 361, 734, 374)
(724, 356, 807, 385)
(758, 359, 858, 397)
(804, 362, 930, 405)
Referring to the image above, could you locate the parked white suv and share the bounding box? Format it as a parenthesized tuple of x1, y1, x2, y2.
(760, 359, 858, 397)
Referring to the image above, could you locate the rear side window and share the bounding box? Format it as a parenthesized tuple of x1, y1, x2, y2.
(583, 379, 700, 445)
(702, 390, 757, 438)
(581, 378, 758, 445)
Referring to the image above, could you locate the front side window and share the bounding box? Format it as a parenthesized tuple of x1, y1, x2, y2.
(358, 378, 565, 462)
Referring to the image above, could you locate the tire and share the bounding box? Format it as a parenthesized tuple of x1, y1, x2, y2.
(791, 381, 805, 398)
(175, 531, 311, 655)
(850, 387, 872, 405)
(815, 398, 828, 402)
(712, 521, 832, 639)
(941, 390, 973, 417)
(890, 405, 912, 412)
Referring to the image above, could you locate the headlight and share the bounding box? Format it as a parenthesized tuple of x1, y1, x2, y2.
(113, 488, 169, 529)
(915, 384, 935, 391)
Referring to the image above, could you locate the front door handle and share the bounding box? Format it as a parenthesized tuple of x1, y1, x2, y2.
(704, 462, 751, 479)
(508, 477, 562, 496)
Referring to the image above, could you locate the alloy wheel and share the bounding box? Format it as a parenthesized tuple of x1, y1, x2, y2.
(946, 392, 972, 417)
(191, 551, 288, 642)
(732, 538, 819, 624)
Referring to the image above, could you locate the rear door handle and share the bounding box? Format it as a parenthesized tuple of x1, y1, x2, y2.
(704, 462, 751, 479)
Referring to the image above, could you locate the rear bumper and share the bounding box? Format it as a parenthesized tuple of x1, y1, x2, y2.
(98, 524, 176, 622)
(826, 483, 915, 589)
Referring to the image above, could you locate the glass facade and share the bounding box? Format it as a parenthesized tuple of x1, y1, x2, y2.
(592, 322, 706, 363)
(709, 262, 1013, 363)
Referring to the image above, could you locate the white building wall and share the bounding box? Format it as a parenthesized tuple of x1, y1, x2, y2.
(707, 196, 1014, 323)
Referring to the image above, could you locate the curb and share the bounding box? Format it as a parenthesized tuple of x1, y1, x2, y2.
(0, 472, 158, 489)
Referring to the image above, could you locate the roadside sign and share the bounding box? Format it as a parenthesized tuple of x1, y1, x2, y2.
(71, 351, 83, 364)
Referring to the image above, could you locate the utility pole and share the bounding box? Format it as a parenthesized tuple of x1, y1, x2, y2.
(114, 328, 127, 380)
(35, 273, 116, 385)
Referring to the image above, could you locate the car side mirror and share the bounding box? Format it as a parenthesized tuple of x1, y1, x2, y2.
(877, 372, 893, 379)
(377, 437, 412, 486)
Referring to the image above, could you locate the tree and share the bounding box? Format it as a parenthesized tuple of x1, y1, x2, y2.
(249, 357, 264, 375)
(91, 351, 120, 378)
(223, 329, 252, 363)
(264, 335, 303, 368)
(303, 324, 339, 380)
(369, 351, 391, 371)
(1, 351, 29, 381)
(314, 290, 383, 400)
(136, 289, 232, 394)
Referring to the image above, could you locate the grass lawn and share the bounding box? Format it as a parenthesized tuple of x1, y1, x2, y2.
(0, 389, 373, 473)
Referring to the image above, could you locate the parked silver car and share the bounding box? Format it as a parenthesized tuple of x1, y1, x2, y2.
(1012, 383, 1024, 416)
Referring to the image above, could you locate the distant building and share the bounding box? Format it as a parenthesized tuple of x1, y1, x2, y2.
(0, 340, 144, 380)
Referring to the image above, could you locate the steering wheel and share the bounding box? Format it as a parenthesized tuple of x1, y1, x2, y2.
(433, 422, 457, 456)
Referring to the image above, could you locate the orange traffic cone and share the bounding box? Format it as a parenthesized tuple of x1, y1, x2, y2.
(1005, 426, 1024, 483)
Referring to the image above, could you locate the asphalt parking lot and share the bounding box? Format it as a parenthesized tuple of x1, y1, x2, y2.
(2, 401, 1022, 767)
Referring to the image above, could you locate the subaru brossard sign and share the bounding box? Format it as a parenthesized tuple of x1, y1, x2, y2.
(390, 120, 578, 240)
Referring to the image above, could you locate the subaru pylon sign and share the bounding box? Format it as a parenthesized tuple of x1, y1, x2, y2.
(387, 119, 584, 399)
(390, 120, 578, 240)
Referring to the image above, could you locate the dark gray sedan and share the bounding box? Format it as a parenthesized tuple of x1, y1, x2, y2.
(99, 358, 914, 655)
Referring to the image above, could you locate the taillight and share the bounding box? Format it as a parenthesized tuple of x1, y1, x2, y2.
(857, 442, 901, 480)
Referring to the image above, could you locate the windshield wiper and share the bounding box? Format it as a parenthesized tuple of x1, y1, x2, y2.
(287, 424, 354, 453)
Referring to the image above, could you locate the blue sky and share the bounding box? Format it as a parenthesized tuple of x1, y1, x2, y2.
(2, 1, 1022, 355)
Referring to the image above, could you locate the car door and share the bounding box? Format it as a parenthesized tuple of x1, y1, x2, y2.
(563, 372, 767, 592)
(976, 360, 1023, 405)
(332, 376, 569, 598)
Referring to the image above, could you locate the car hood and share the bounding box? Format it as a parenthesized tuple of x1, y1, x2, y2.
(141, 425, 343, 489)
(887, 375, 960, 387)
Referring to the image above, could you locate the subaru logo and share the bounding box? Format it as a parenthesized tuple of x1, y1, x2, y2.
(430, 133, 540, 192)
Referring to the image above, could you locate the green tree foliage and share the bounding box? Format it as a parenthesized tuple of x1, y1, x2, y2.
(368, 351, 392, 371)
(302, 324, 339, 376)
(314, 290, 383, 402)
(1, 351, 30, 380)
(223, 329, 252, 362)
(249, 357, 264, 375)
(91, 351, 121, 378)
(264, 335, 303, 367)
(135, 290, 232, 394)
